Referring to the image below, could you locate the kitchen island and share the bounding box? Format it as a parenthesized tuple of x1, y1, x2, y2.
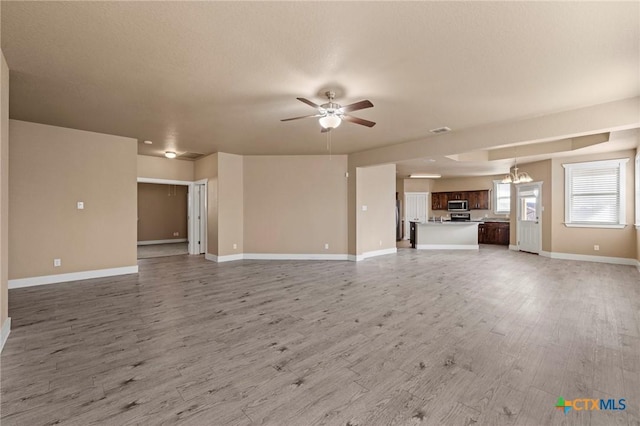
(415, 222, 479, 250)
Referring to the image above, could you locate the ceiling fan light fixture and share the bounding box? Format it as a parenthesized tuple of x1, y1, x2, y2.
(165, 151, 177, 159)
(319, 115, 341, 129)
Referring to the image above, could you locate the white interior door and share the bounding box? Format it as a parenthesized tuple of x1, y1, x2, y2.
(404, 192, 428, 239)
(516, 183, 542, 254)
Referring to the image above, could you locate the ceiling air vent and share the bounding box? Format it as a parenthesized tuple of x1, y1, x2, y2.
(429, 126, 451, 134)
(177, 152, 204, 160)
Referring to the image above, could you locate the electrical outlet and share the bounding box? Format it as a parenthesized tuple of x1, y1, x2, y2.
(233, 243, 237, 249)
(54, 258, 61, 267)
(173, 232, 179, 236)
(379, 240, 382, 246)
(594, 245, 600, 251)
(362, 205, 368, 211)
(77, 201, 84, 210)
(324, 243, 329, 250)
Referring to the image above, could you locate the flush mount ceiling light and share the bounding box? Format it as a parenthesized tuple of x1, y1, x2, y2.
(502, 157, 532, 184)
(143, 140, 153, 145)
(410, 173, 441, 179)
(165, 151, 177, 159)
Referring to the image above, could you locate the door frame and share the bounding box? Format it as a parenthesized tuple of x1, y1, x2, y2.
(515, 181, 542, 254)
(404, 192, 429, 240)
(137, 177, 208, 255)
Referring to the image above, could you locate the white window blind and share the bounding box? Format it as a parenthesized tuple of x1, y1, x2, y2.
(493, 181, 511, 214)
(563, 159, 627, 228)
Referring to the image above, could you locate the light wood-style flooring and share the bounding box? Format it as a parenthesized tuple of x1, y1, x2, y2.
(137, 243, 189, 260)
(2, 246, 639, 425)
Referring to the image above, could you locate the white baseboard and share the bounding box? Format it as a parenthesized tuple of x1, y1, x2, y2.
(416, 244, 479, 250)
(137, 239, 187, 246)
(206, 253, 351, 262)
(509, 244, 519, 251)
(205, 253, 245, 263)
(1, 317, 11, 353)
(348, 247, 398, 262)
(539, 251, 636, 266)
(8, 265, 139, 289)
(636, 259, 640, 272)
(244, 253, 350, 261)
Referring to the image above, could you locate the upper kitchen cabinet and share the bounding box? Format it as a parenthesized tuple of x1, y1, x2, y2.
(432, 190, 490, 210)
(468, 190, 490, 210)
(431, 192, 448, 210)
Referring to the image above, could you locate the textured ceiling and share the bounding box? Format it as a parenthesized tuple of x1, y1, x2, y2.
(2, 2, 639, 166)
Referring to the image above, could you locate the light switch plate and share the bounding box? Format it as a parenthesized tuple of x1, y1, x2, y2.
(362, 205, 368, 211)
(77, 201, 84, 210)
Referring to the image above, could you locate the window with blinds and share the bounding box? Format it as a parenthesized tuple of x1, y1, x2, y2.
(493, 180, 511, 214)
(563, 158, 628, 228)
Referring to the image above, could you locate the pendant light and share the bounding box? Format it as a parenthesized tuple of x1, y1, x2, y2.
(502, 157, 532, 184)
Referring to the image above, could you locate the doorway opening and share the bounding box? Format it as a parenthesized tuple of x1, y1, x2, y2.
(136, 178, 207, 259)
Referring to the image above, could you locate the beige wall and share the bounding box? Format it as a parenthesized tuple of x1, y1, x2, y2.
(550, 149, 636, 259)
(9, 120, 137, 279)
(244, 155, 348, 254)
(137, 183, 188, 242)
(137, 155, 194, 181)
(218, 153, 243, 256)
(0, 49, 9, 331)
(356, 164, 396, 255)
(195, 153, 218, 255)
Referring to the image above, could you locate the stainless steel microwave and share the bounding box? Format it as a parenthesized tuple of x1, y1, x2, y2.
(447, 200, 469, 211)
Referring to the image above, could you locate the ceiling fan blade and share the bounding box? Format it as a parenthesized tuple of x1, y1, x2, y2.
(342, 115, 376, 128)
(297, 97, 320, 109)
(340, 100, 373, 113)
(281, 114, 322, 122)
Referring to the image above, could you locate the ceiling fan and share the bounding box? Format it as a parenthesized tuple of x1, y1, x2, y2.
(281, 91, 376, 132)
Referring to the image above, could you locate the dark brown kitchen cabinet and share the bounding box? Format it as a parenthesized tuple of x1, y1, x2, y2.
(431, 190, 490, 210)
(431, 193, 448, 210)
(479, 222, 510, 245)
(478, 223, 486, 244)
(467, 190, 490, 210)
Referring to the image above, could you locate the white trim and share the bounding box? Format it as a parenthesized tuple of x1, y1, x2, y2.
(509, 244, 519, 251)
(636, 259, 640, 272)
(245, 253, 350, 261)
(636, 153, 640, 228)
(540, 250, 551, 258)
(1, 318, 11, 353)
(8, 266, 139, 289)
(205, 253, 353, 262)
(417, 244, 479, 250)
(349, 247, 398, 261)
(137, 177, 192, 186)
(538, 251, 636, 266)
(137, 238, 187, 246)
(563, 223, 626, 229)
(205, 253, 245, 263)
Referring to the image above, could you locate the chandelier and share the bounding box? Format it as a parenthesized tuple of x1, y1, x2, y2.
(502, 158, 532, 184)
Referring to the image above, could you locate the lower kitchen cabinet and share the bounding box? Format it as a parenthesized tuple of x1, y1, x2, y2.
(478, 222, 509, 245)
